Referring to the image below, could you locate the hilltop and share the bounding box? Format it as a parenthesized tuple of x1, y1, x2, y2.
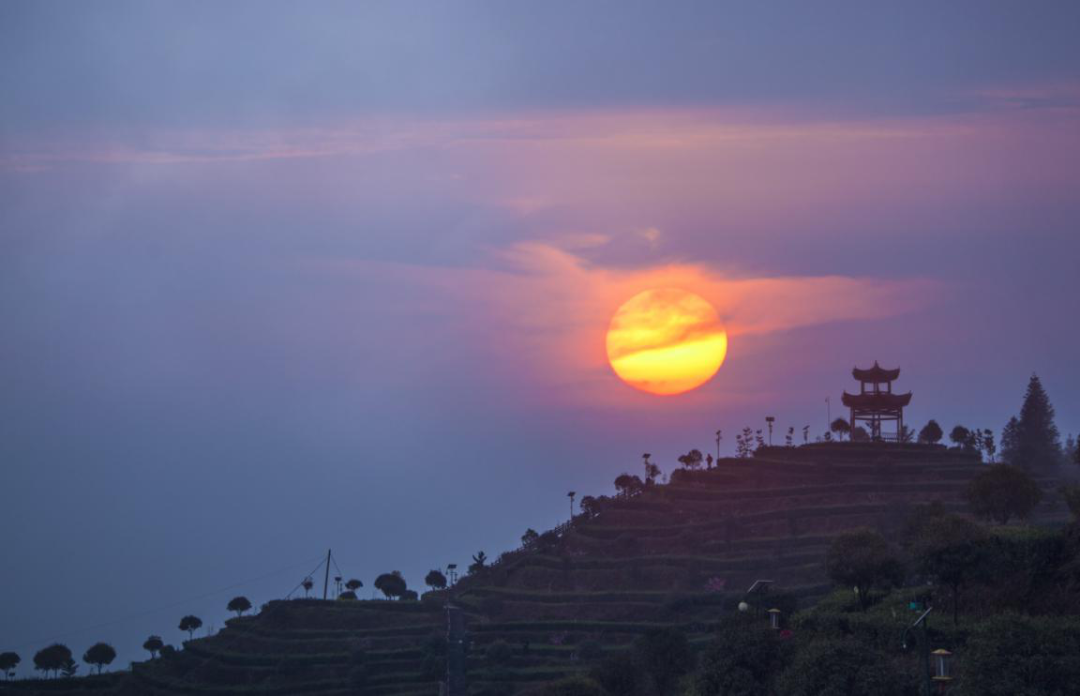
(3, 442, 1072, 695)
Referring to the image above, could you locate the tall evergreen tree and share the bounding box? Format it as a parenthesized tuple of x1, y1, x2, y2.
(1000, 416, 1020, 465)
(1014, 374, 1062, 473)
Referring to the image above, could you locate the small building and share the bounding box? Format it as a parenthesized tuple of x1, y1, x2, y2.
(841, 362, 911, 442)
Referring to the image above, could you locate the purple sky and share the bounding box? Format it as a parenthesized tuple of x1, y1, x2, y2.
(2, 0, 1079, 672)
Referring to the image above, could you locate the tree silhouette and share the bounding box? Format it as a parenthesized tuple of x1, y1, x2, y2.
(982, 429, 997, 463)
(521, 528, 540, 548)
(1000, 416, 1020, 464)
(226, 596, 252, 617)
(909, 514, 990, 625)
(469, 551, 488, 574)
(967, 464, 1043, 524)
(949, 425, 974, 450)
(345, 578, 363, 593)
(677, 449, 704, 470)
(613, 473, 643, 497)
(33, 644, 71, 678)
(825, 529, 905, 610)
(338, 590, 357, 600)
(425, 569, 447, 590)
(632, 627, 694, 696)
(1011, 374, 1063, 472)
(143, 635, 164, 659)
(374, 571, 407, 600)
(178, 615, 203, 641)
(82, 643, 116, 674)
(59, 657, 78, 678)
(301, 576, 314, 598)
(0, 652, 20, 680)
(830, 418, 851, 441)
(918, 420, 944, 445)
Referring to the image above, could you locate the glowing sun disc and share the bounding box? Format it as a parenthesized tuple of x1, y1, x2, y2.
(606, 288, 728, 395)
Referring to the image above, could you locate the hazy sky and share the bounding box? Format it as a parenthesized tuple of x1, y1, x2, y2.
(2, 0, 1079, 672)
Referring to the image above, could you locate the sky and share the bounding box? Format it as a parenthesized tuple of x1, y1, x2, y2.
(2, 0, 1079, 674)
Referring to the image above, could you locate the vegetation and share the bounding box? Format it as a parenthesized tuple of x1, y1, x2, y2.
(825, 529, 905, 609)
(374, 571, 408, 599)
(178, 614, 203, 640)
(967, 464, 1043, 524)
(226, 595, 252, 617)
(33, 643, 72, 679)
(81, 642, 116, 674)
(830, 418, 851, 441)
(1002, 374, 1063, 472)
(425, 569, 448, 590)
(469, 551, 489, 574)
(0, 651, 19, 680)
(142, 635, 164, 659)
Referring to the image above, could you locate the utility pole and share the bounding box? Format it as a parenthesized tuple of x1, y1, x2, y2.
(322, 549, 332, 601)
(825, 397, 831, 430)
(567, 491, 576, 522)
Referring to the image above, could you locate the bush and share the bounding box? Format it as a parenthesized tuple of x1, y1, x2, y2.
(776, 639, 911, 696)
(485, 639, 513, 666)
(825, 529, 906, 609)
(692, 614, 785, 696)
(967, 464, 1042, 524)
(958, 614, 1080, 696)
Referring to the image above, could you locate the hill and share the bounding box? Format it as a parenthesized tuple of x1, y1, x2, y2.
(3, 443, 1071, 695)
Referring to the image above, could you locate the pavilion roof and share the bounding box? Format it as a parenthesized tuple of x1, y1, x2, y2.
(852, 361, 901, 382)
(841, 391, 912, 410)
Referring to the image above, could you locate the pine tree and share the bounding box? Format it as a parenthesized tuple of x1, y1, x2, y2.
(1001, 416, 1020, 466)
(1014, 374, 1062, 473)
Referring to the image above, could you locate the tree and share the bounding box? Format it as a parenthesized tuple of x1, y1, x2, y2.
(1000, 416, 1021, 465)
(425, 569, 447, 590)
(143, 635, 164, 659)
(851, 426, 870, 442)
(591, 651, 642, 695)
(632, 627, 694, 696)
(677, 449, 704, 470)
(909, 514, 990, 625)
(82, 642, 116, 674)
(692, 614, 782, 696)
(967, 464, 1043, 524)
(776, 639, 908, 696)
(982, 429, 998, 463)
(468, 551, 488, 574)
(1061, 484, 1080, 521)
(345, 578, 363, 593)
(178, 615, 203, 641)
(374, 571, 407, 599)
(959, 614, 1080, 696)
(0, 652, 20, 680)
(301, 576, 314, 598)
(226, 596, 252, 617)
(825, 529, 905, 609)
(830, 418, 852, 441)
(950, 425, 974, 450)
(33, 644, 71, 678)
(521, 528, 540, 547)
(1012, 374, 1063, 473)
(614, 473, 644, 497)
(918, 420, 944, 445)
(59, 657, 78, 678)
(338, 590, 358, 600)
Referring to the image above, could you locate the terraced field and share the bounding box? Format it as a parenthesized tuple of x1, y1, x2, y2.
(7, 443, 1069, 695)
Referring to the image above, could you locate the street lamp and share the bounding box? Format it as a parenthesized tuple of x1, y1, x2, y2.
(715, 430, 723, 461)
(765, 417, 775, 446)
(931, 649, 954, 689)
(567, 491, 576, 521)
(767, 608, 782, 630)
(446, 564, 458, 587)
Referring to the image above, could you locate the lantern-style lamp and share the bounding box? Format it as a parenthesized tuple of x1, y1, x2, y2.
(931, 649, 954, 686)
(767, 608, 781, 630)
(737, 601, 750, 612)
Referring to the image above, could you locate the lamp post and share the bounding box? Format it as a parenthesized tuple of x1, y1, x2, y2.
(902, 607, 935, 696)
(567, 491, 576, 521)
(767, 608, 782, 630)
(446, 564, 458, 587)
(715, 430, 723, 461)
(765, 417, 775, 446)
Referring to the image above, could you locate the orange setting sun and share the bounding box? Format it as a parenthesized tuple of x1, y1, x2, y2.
(605, 288, 728, 396)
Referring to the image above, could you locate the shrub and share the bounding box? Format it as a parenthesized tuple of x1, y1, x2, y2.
(776, 639, 910, 696)
(967, 464, 1042, 524)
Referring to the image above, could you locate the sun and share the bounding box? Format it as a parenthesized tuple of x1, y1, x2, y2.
(606, 288, 728, 396)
